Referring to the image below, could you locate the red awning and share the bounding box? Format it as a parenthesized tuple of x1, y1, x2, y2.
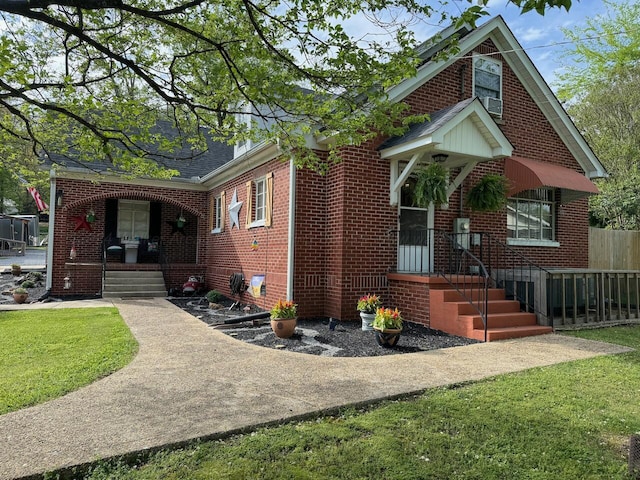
(505, 157, 599, 204)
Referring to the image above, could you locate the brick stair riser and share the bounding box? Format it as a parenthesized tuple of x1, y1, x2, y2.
(459, 312, 538, 329)
(453, 300, 521, 315)
(472, 326, 553, 342)
(442, 289, 506, 302)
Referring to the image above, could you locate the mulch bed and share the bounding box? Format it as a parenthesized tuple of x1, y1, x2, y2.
(169, 296, 479, 357)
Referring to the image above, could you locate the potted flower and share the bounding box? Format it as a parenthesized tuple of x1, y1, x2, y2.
(12, 287, 28, 304)
(270, 299, 297, 338)
(372, 307, 403, 348)
(357, 293, 382, 331)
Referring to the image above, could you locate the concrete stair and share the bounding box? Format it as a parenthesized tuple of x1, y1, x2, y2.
(430, 287, 552, 342)
(102, 270, 167, 298)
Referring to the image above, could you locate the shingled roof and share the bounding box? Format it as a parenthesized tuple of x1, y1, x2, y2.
(45, 120, 234, 180)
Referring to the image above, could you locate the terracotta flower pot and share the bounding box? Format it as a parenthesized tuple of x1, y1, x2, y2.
(270, 317, 297, 338)
(13, 293, 28, 304)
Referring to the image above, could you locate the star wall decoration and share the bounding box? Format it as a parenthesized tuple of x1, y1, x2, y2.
(228, 188, 243, 229)
(70, 214, 92, 232)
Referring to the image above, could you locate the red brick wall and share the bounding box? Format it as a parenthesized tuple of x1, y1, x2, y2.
(291, 38, 593, 322)
(401, 39, 591, 269)
(205, 158, 291, 313)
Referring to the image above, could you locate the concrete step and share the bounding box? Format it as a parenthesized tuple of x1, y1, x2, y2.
(102, 271, 166, 298)
(102, 290, 168, 299)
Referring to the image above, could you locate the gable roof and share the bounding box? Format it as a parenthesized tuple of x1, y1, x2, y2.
(378, 97, 513, 164)
(386, 15, 607, 179)
(46, 120, 234, 180)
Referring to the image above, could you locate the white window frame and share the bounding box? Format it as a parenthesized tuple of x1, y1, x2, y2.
(251, 177, 266, 228)
(233, 104, 253, 157)
(117, 200, 150, 240)
(506, 188, 559, 247)
(212, 195, 222, 234)
(473, 54, 502, 100)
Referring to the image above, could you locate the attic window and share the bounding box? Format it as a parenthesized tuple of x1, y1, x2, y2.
(473, 54, 502, 100)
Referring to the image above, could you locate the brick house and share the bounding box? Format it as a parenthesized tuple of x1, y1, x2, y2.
(46, 16, 605, 340)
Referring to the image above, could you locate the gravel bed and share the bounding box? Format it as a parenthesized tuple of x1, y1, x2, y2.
(169, 296, 479, 357)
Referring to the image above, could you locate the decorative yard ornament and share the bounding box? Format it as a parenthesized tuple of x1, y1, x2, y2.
(228, 188, 243, 229)
(71, 214, 93, 232)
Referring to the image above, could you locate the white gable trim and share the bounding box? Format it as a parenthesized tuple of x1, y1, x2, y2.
(386, 16, 606, 179)
(379, 98, 512, 162)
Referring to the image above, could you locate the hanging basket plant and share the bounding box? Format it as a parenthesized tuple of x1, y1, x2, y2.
(465, 174, 509, 212)
(413, 163, 448, 208)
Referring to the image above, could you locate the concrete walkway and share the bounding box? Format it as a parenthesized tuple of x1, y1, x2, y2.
(0, 298, 632, 479)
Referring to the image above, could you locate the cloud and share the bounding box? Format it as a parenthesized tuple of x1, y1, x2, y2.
(519, 27, 547, 42)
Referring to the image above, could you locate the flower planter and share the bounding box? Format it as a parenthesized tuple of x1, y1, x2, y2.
(360, 312, 376, 331)
(374, 327, 402, 348)
(13, 293, 28, 304)
(270, 318, 297, 338)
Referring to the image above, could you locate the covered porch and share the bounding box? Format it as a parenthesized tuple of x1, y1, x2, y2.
(51, 181, 209, 297)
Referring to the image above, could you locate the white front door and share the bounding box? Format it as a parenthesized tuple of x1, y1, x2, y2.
(117, 200, 150, 240)
(398, 176, 434, 273)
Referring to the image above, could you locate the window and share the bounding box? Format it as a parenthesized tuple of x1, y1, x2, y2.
(246, 172, 273, 228)
(473, 55, 502, 100)
(117, 200, 150, 239)
(507, 188, 556, 244)
(255, 177, 266, 222)
(234, 105, 253, 157)
(211, 191, 225, 234)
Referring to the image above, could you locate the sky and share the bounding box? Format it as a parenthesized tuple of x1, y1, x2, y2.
(466, 0, 620, 89)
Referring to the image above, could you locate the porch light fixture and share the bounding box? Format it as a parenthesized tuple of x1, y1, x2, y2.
(55, 189, 64, 207)
(63, 275, 71, 290)
(432, 153, 449, 163)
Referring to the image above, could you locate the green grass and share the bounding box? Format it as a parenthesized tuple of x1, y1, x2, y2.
(0, 308, 138, 415)
(81, 326, 640, 480)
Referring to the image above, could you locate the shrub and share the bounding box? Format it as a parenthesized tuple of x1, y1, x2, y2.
(205, 290, 223, 303)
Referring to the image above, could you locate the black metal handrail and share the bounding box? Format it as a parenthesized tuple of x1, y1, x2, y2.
(473, 233, 553, 328)
(434, 231, 491, 342)
(391, 228, 555, 336)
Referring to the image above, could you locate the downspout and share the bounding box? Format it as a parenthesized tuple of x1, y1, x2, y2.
(286, 158, 296, 301)
(45, 170, 56, 291)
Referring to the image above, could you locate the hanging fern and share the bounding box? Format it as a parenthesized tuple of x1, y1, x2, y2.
(466, 174, 509, 212)
(413, 163, 448, 207)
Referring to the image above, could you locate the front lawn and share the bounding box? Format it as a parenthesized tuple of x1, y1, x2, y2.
(0, 308, 138, 415)
(83, 326, 640, 480)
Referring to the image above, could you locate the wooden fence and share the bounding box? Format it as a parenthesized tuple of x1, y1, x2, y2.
(589, 227, 640, 270)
